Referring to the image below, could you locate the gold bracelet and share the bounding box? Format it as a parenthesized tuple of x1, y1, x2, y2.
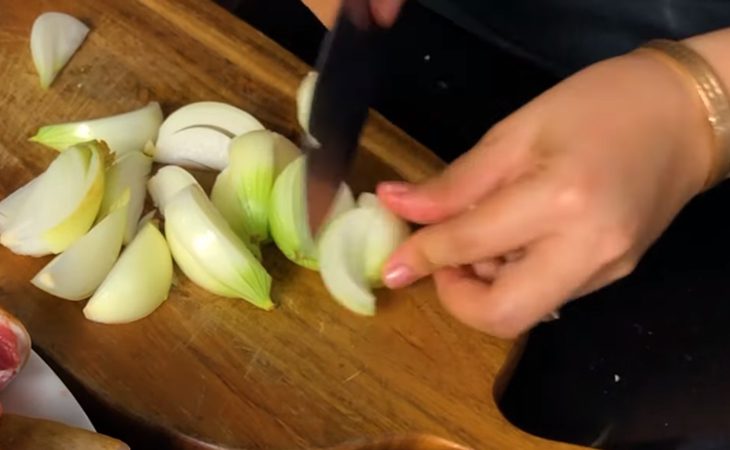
(639, 39, 730, 189)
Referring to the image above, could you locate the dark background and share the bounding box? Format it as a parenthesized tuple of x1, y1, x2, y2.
(219, 2, 730, 449)
(216, 0, 558, 163)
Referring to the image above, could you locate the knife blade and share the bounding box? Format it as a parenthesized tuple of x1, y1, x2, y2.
(304, 0, 386, 236)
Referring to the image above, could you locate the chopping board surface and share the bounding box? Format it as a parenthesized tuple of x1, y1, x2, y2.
(0, 1, 584, 448)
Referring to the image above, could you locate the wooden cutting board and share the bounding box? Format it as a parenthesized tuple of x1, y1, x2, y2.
(0, 1, 586, 449)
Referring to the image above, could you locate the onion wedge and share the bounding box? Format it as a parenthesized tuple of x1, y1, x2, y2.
(157, 101, 264, 141)
(30, 102, 163, 155)
(209, 169, 263, 260)
(30, 12, 89, 89)
(151, 166, 261, 259)
(356, 193, 411, 286)
(152, 102, 264, 170)
(32, 198, 128, 301)
(210, 169, 249, 242)
(98, 151, 152, 244)
(83, 221, 172, 324)
(164, 230, 240, 298)
(165, 185, 272, 310)
(0, 178, 40, 234)
(318, 193, 410, 315)
(152, 126, 231, 171)
(269, 155, 354, 270)
(1, 141, 107, 256)
(296, 71, 317, 133)
(212, 130, 299, 245)
(147, 165, 203, 213)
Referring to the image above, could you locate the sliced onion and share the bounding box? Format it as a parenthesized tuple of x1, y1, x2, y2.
(164, 230, 240, 298)
(152, 102, 265, 170)
(83, 221, 172, 324)
(147, 165, 203, 213)
(318, 208, 374, 315)
(30, 102, 163, 155)
(149, 165, 262, 259)
(31, 199, 128, 301)
(135, 210, 157, 235)
(151, 126, 231, 170)
(209, 169, 263, 260)
(30, 12, 89, 89)
(1, 141, 106, 256)
(157, 101, 264, 141)
(165, 185, 273, 310)
(0, 178, 40, 234)
(98, 151, 152, 244)
(318, 194, 410, 315)
(210, 168, 250, 241)
(357, 193, 410, 286)
(269, 155, 354, 270)
(296, 71, 318, 133)
(214, 130, 299, 244)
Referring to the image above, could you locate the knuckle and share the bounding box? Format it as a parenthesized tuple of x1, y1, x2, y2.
(412, 227, 458, 271)
(612, 258, 638, 280)
(408, 231, 437, 273)
(423, 226, 471, 265)
(551, 181, 591, 218)
(597, 229, 635, 264)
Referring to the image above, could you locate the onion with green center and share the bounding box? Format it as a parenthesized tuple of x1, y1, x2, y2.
(211, 130, 299, 245)
(150, 165, 261, 259)
(1, 141, 107, 256)
(165, 185, 273, 310)
(269, 155, 354, 270)
(30, 102, 163, 155)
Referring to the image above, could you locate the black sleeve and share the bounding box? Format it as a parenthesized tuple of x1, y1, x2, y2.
(419, 0, 730, 76)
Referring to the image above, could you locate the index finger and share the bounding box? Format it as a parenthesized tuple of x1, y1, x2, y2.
(382, 176, 552, 289)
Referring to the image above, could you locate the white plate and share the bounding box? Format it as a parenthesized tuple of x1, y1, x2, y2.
(0, 350, 94, 431)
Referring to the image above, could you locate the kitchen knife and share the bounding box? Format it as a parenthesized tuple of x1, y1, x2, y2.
(304, 0, 386, 235)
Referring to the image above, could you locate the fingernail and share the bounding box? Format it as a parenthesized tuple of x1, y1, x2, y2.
(379, 181, 412, 196)
(383, 264, 415, 289)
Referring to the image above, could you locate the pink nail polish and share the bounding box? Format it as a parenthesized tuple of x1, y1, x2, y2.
(383, 264, 415, 288)
(380, 182, 412, 196)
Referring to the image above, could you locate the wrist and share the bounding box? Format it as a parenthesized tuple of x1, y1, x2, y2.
(684, 32, 730, 186)
(630, 45, 721, 194)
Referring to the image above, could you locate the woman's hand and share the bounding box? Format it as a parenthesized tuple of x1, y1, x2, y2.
(377, 51, 716, 338)
(301, 0, 405, 28)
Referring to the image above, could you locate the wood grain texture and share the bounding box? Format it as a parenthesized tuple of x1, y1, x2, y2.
(0, 414, 129, 450)
(0, 1, 586, 449)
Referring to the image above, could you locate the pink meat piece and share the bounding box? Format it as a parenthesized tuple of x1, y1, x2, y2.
(0, 309, 30, 392)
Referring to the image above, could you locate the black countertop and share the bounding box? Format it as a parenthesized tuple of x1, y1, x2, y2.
(219, 2, 730, 449)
